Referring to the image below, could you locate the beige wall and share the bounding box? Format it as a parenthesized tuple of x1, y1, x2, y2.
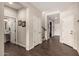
(0, 3, 4, 56)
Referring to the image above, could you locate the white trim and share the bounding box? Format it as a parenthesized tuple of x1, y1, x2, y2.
(15, 18, 18, 44)
(26, 8, 30, 51)
(17, 42, 26, 48)
(4, 16, 17, 44)
(60, 40, 79, 54)
(45, 11, 60, 39)
(29, 45, 34, 51)
(4, 16, 17, 19)
(46, 10, 60, 16)
(28, 41, 42, 51)
(77, 49, 79, 54)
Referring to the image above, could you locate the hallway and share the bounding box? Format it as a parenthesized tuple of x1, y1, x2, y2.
(4, 36, 79, 56)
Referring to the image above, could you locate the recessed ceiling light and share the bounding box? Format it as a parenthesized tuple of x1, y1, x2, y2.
(8, 2, 13, 4)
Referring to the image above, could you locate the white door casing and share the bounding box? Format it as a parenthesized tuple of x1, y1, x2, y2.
(9, 17, 16, 43)
(4, 17, 16, 43)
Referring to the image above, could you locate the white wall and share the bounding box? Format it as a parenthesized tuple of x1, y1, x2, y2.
(4, 6, 27, 48)
(60, 9, 74, 47)
(44, 3, 79, 53)
(20, 3, 42, 50)
(0, 3, 4, 56)
(73, 6, 79, 53)
(28, 4, 42, 50)
(54, 23, 60, 36)
(4, 6, 17, 43)
(4, 3, 43, 51)
(60, 5, 79, 53)
(17, 8, 26, 47)
(18, 8, 26, 20)
(4, 6, 17, 18)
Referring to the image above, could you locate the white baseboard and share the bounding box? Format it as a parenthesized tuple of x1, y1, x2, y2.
(27, 41, 43, 51)
(76, 49, 79, 54)
(16, 42, 26, 48)
(73, 47, 79, 54)
(29, 45, 34, 51)
(60, 41, 79, 54)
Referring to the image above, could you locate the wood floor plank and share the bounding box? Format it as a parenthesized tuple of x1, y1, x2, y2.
(4, 36, 79, 56)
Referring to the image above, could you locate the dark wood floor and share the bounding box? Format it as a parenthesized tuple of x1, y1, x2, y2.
(4, 36, 79, 56)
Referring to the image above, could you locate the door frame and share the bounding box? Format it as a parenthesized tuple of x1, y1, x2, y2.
(45, 11, 60, 40)
(4, 16, 17, 44)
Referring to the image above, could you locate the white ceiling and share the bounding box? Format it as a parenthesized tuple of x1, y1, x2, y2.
(48, 13, 60, 23)
(31, 2, 78, 13)
(49, 13, 59, 20)
(4, 2, 78, 12)
(4, 2, 24, 10)
(31, 2, 77, 22)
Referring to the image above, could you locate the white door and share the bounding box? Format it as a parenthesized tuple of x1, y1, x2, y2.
(33, 16, 42, 46)
(62, 16, 74, 47)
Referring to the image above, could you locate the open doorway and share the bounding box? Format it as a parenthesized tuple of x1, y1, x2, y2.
(49, 22, 52, 38)
(47, 13, 60, 40)
(4, 16, 16, 43)
(4, 2, 26, 55)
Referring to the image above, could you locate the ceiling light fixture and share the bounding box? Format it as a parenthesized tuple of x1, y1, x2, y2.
(8, 2, 13, 4)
